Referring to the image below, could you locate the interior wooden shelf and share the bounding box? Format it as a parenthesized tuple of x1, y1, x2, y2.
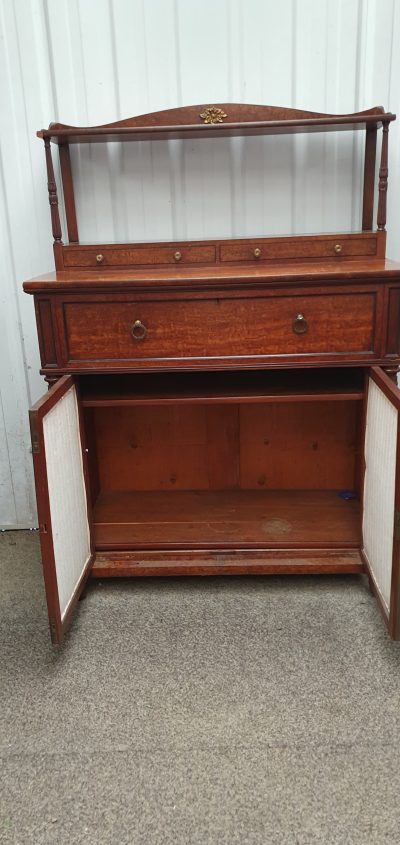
(80, 368, 364, 406)
(93, 489, 360, 550)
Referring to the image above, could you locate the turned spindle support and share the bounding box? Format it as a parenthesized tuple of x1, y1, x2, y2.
(44, 138, 62, 243)
(59, 143, 79, 243)
(377, 122, 389, 231)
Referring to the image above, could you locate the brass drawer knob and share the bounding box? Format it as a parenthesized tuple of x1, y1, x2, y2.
(174, 251, 182, 261)
(292, 313, 308, 335)
(96, 254, 104, 263)
(253, 247, 262, 258)
(131, 319, 147, 341)
(334, 244, 342, 254)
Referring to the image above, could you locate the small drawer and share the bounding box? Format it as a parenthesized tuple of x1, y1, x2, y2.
(63, 290, 376, 365)
(63, 245, 216, 268)
(219, 237, 378, 263)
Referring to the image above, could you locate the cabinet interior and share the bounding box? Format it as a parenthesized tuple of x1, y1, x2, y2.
(80, 369, 364, 550)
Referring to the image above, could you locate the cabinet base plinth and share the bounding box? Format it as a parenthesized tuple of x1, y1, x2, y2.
(91, 549, 364, 578)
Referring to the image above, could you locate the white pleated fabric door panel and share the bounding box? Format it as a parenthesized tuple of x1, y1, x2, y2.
(42, 385, 91, 620)
(363, 378, 398, 612)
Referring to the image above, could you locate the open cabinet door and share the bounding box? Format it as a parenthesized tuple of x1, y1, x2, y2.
(363, 367, 400, 639)
(29, 376, 94, 644)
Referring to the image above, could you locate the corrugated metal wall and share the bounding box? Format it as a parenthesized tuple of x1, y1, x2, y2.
(0, 0, 399, 527)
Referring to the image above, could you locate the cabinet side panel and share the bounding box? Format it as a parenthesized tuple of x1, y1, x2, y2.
(386, 289, 400, 356)
(363, 379, 397, 611)
(43, 386, 91, 619)
(35, 299, 57, 367)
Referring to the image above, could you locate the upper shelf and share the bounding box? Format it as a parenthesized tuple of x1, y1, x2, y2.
(38, 103, 396, 144)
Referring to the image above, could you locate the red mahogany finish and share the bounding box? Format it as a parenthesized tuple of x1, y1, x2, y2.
(38, 103, 395, 144)
(24, 103, 400, 642)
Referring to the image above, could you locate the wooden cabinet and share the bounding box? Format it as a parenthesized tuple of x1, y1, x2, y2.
(24, 102, 400, 642)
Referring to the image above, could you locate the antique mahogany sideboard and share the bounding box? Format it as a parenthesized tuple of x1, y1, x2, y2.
(24, 103, 400, 643)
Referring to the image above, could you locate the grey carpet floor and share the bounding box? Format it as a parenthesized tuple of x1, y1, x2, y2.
(1, 532, 400, 844)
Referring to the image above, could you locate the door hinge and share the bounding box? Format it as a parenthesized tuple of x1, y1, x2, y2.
(394, 511, 400, 541)
(50, 619, 58, 644)
(39, 523, 48, 535)
(29, 414, 40, 453)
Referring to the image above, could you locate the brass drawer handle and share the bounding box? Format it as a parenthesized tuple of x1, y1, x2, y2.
(96, 254, 104, 263)
(292, 313, 308, 334)
(131, 320, 147, 341)
(174, 251, 182, 261)
(253, 247, 262, 258)
(334, 244, 342, 254)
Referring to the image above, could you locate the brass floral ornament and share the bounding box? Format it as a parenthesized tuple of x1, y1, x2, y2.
(199, 107, 228, 124)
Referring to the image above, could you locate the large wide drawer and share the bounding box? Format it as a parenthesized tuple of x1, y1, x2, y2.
(62, 290, 377, 364)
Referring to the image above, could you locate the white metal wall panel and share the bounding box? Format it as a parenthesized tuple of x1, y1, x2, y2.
(0, 0, 399, 526)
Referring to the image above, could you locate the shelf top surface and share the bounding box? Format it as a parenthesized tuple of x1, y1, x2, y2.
(23, 258, 400, 292)
(38, 103, 396, 144)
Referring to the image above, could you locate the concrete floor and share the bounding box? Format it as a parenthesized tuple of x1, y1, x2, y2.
(1, 531, 400, 844)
